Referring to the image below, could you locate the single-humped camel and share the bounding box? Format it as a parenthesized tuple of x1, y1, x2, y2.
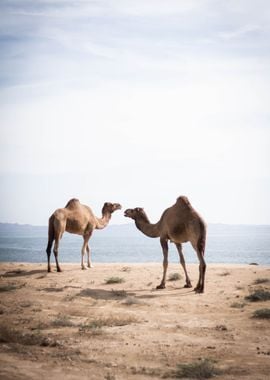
(124, 196, 207, 293)
(46, 198, 122, 272)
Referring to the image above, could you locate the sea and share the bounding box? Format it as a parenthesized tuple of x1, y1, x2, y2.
(0, 223, 269, 265)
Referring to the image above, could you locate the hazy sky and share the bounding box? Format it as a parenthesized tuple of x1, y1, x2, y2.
(1, 0, 270, 225)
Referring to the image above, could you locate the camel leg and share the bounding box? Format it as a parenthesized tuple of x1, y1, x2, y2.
(46, 238, 54, 272)
(86, 244, 94, 268)
(46, 239, 52, 272)
(47, 250, 52, 273)
(175, 243, 192, 288)
(53, 235, 62, 272)
(157, 238, 169, 289)
(192, 243, 206, 293)
(81, 240, 87, 270)
(81, 232, 92, 270)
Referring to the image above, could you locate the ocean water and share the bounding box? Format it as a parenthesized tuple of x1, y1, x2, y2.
(0, 224, 269, 265)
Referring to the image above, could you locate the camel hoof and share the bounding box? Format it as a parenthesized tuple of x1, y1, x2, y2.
(156, 284, 166, 290)
(88, 265, 94, 269)
(57, 268, 62, 272)
(81, 266, 87, 270)
(194, 287, 203, 294)
(184, 283, 193, 288)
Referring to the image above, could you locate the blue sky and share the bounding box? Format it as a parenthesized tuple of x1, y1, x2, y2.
(0, 0, 270, 225)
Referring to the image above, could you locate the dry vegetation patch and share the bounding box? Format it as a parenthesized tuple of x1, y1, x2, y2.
(0, 284, 20, 292)
(104, 277, 125, 284)
(245, 289, 270, 302)
(252, 308, 270, 319)
(0, 325, 60, 347)
(169, 358, 221, 379)
(79, 315, 138, 331)
(168, 273, 182, 281)
(52, 314, 76, 327)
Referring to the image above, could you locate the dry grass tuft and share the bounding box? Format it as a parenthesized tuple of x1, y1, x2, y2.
(105, 277, 125, 284)
(230, 302, 246, 309)
(252, 308, 270, 319)
(0, 325, 59, 347)
(168, 273, 182, 281)
(0, 284, 19, 292)
(79, 315, 138, 332)
(245, 289, 270, 302)
(173, 358, 220, 379)
(52, 314, 75, 327)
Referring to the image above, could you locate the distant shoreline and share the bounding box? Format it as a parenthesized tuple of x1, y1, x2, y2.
(1, 223, 270, 265)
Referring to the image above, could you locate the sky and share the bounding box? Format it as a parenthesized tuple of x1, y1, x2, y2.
(0, 0, 270, 226)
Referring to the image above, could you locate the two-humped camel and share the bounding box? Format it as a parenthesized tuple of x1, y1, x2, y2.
(124, 196, 207, 293)
(46, 198, 121, 272)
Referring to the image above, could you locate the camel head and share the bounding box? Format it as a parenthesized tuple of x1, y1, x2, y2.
(124, 207, 150, 223)
(102, 202, 122, 215)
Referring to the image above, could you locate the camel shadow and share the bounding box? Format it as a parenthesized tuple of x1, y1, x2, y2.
(77, 288, 137, 301)
(3, 269, 47, 278)
(134, 287, 196, 299)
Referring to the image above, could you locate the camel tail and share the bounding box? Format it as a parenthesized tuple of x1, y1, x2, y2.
(46, 214, 55, 254)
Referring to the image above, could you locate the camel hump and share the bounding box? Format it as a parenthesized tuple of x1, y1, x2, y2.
(65, 198, 80, 209)
(176, 196, 191, 207)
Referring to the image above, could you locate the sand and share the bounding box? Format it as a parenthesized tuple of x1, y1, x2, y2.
(0, 262, 269, 380)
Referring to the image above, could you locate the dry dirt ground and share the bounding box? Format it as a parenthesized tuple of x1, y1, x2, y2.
(0, 262, 269, 380)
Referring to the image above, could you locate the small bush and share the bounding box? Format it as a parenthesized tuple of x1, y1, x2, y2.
(52, 314, 75, 327)
(0, 325, 56, 346)
(245, 289, 270, 302)
(174, 359, 219, 379)
(252, 308, 270, 319)
(168, 273, 182, 281)
(230, 302, 245, 309)
(105, 277, 125, 284)
(0, 284, 18, 292)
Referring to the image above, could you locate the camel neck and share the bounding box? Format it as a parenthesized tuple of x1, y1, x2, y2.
(135, 219, 160, 238)
(95, 213, 111, 229)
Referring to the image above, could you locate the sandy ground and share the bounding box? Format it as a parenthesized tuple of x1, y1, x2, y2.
(0, 262, 269, 380)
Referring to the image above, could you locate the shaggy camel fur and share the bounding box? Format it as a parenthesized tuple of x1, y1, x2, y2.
(46, 199, 121, 272)
(124, 196, 207, 293)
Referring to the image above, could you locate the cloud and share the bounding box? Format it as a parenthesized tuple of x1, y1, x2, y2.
(0, 0, 270, 224)
(219, 24, 263, 40)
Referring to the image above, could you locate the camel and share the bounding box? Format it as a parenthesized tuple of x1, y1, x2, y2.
(124, 196, 207, 293)
(46, 198, 121, 272)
